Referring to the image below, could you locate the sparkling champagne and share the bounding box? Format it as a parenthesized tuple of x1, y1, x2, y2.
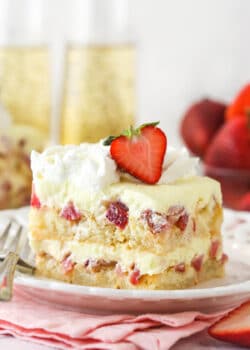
(60, 45, 135, 144)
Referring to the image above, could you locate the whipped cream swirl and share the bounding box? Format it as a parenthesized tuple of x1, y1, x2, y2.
(31, 142, 198, 191)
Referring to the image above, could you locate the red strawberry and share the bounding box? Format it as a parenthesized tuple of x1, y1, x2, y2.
(180, 98, 226, 158)
(226, 83, 250, 121)
(239, 192, 250, 211)
(129, 268, 141, 285)
(106, 122, 167, 184)
(30, 185, 41, 209)
(60, 201, 82, 222)
(209, 301, 250, 347)
(204, 115, 250, 169)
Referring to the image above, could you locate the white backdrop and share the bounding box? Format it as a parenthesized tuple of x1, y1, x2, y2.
(132, 0, 250, 145)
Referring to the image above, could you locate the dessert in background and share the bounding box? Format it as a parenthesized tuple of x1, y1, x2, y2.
(29, 123, 227, 290)
(180, 84, 250, 211)
(0, 108, 45, 209)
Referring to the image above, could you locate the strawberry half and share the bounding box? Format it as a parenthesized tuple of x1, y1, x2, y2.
(209, 301, 250, 347)
(105, 122, 167, 184)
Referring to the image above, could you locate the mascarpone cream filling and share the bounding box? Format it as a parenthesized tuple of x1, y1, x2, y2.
(31, 142, 202, 213)
(30, 236, 220, 275)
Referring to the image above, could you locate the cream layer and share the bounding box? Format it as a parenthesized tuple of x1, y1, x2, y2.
(30, 236, 221, 275)
(32, 176, 222, 218)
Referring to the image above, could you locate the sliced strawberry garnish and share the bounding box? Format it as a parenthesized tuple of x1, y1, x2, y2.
(107, 122, 167, 184)
(209, 301, 250, 347)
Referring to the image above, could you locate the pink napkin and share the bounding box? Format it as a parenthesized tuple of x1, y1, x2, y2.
(0, 289, 228, 350)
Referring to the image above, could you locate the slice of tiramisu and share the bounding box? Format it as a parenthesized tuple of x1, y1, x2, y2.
(29, 123, 227, 289)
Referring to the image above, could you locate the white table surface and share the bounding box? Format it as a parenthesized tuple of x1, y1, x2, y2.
(0, 331, 247, 350)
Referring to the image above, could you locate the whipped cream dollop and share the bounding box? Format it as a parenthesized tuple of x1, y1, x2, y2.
(159, 146, 198, 184)
(31, 143, 119, 192)
(31, 142, 198, 192)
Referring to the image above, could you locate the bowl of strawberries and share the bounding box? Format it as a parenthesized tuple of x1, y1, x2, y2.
(180, 84, 250, 211)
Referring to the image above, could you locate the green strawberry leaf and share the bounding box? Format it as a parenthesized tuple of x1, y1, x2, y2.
(103, 135, 117, 146)
(103, 121, 160, 145)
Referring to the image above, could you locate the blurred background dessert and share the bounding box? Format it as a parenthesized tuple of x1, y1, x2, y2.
(0, 105, 44, 209)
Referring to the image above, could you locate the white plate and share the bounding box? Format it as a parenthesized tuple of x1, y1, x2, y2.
(2, 207, 250, 314)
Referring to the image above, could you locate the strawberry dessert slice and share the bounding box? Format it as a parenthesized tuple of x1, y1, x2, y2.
(105, 122, 167, 184)
(29, 121, 225, 290)
(209, 301, 250, 347)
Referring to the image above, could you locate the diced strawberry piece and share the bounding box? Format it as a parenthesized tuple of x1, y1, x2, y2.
(129, 268, 141, 285)
(191, 254, 204, 272)
(174, 262, 186, 273)
(106, 201, 129, 229)
(167, 205, 189, 231)
(61, 256, 75, 274)
(84, 258, 115, 272)
(141, 209, 170, 234)
(176, 213, 189, 231)
(209, 240, 220, 259)
(192, 218, 196, 232)
(30, 187, 41, 209)
(109, 122, 167, 184)
(220, 253, 229, 264)
(209, 301, 250, 347)
(115, 263, 125, 277)
(167, 205, 185, 219)
(60, 201, 82, 222)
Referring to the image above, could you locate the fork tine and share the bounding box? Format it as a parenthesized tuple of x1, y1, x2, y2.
(7, 224, 23, 253)
(0, 222, 12, 251)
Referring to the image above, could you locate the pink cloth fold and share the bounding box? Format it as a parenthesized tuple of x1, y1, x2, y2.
(0, 290, 229, 350)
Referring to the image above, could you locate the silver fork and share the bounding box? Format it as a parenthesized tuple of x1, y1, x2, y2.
(0, 220, 35, 301)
